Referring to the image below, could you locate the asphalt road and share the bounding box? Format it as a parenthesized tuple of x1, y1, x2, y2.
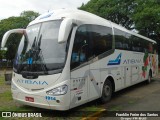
(100, 76, 160, 120)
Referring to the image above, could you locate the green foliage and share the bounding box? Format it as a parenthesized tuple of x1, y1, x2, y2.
(132, 0, 160, 36)
(0, 17, 28, 61)
(20, 11, 40, 21)
(80, 0, 136, 30)
(6, 34, 22, 61)
(0, 11, 40, 62)
(0, 50, 6, 59)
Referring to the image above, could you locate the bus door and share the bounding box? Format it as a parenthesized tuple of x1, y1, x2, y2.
(70, 26, 89, 108)
(70, 65, 89, 108)
(88, 58, 101, 101)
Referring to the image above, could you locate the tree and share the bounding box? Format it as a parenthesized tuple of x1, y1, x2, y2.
(132, 0, 160, 37)
(6, 34, 22, 62)
(0, 11, 40, 63)
(79, 0, 136, 30)
(0, 50, 6, 60)
(20, 11, 40, 21)
(0, 17, 28, 40)
(133, 0, 160, 44)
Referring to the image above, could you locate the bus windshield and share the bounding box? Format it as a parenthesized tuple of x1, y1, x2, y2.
(13, 20, 67, 76)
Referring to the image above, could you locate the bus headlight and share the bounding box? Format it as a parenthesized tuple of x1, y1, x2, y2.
(46, 85, 68, 96)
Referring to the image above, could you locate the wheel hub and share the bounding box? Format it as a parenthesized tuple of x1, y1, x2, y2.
(104, 85, 110, 96)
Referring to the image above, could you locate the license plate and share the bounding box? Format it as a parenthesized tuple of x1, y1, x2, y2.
(25, 96, 34, 102)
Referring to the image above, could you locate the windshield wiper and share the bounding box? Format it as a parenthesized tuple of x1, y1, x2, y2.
(17, 35, 30, 73)
(36, 34, 48, 74)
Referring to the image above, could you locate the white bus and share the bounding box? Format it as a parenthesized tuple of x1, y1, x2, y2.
(1, 9, 158, 110)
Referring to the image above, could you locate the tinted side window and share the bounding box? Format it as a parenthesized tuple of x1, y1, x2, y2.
(88, 25, 112, 57)
(114, 28, 131, 50)
(142, 39, 155, 54)
(148, 42, 153, 53)
(141, 38, 148, 53)
(131, 35, 143, 52)
(114, 28, 125, 50)
(125, 33, 132, 50)
(114, 28, 156, 53)
(71, 24, 113, 69)
(71, 26, 89, 69)
(153, 43, 158, 54)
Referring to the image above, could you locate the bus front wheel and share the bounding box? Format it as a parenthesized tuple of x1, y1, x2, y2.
(101, 80, 112, 103)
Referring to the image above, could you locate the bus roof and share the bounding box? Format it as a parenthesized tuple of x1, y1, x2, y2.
(29, 8, 156, 44)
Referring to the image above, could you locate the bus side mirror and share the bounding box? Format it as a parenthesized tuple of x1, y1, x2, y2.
(58, 18, 76, 43)
(1, 29, 25, 48)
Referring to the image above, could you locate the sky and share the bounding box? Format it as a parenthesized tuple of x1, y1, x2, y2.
(0, 0, 90, 20)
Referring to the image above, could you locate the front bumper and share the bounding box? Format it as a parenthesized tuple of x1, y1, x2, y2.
(12, 92, 69, 111)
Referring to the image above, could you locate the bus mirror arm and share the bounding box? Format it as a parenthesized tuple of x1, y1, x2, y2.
(58, 18, 77, 43)
(1, 29, 25, 48)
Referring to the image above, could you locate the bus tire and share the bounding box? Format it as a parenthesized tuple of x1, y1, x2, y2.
(101, 79, 112, 103)
(146, 70, 152, 84)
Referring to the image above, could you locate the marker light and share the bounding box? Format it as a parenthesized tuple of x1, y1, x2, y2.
(46, 85, 68, 96)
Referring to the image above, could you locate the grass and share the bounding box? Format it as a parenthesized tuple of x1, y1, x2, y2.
(128, 100, 135, 104)
(108, 105, 122, 111)
(0, 76, 21, 111)
(0, 75, 5, 85)
(108, 99, 136, 111)
(0, 76, 37, 110)
(0, 90, 12, 101)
